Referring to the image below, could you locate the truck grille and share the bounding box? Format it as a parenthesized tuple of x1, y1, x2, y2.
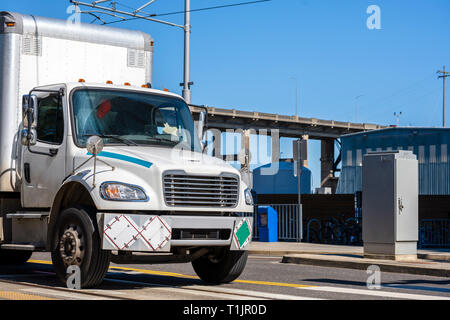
(163, 172, 239, 207)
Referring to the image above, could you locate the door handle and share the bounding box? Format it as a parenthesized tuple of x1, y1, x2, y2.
(49, 148, 58, 156)
(398, 197, 404, 214)
(24, 163, 31, 183)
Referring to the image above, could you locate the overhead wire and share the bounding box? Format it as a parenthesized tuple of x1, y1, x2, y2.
(82, 0, 272, 25)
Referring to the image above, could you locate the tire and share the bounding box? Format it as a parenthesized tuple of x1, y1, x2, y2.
(192, 248, 248, 284)
(51, 206, 110, 288)
(0, 249, 32, 265)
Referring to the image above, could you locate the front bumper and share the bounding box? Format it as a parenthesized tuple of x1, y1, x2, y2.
(97, 213, 253, 252)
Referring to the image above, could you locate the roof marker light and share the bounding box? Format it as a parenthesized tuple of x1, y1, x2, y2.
(163, 88, 169, 92)
(124, 82, 131, 86)
(78, 79, 86, 83)
(141, 84, 149, 88)
(106, 80, 113, 84)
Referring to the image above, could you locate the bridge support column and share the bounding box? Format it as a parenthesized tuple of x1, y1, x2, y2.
(320, 138, 337, 193)
(301, 135, 309, 168)
(210, 128, 222, 159)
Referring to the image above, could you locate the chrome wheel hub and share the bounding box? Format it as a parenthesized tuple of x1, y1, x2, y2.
(59, 226, 84, 267)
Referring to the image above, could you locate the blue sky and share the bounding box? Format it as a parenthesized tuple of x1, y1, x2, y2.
(3, 0, 449, 190)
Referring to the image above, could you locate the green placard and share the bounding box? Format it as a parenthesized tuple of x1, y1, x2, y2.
(236, 220, 251, 247)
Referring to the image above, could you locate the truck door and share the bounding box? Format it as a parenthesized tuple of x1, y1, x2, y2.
(21, 89, 66, 208)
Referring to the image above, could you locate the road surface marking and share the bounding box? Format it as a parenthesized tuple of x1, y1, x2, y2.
(187, 285, 324, 300)
(28, 259, 316, 289)
(0, 291, 55, 300)
(298, 286, 450, 300)
(20, 288, 114, 300)
(109, 265, 315, 288)
(103, 278, 262, 300)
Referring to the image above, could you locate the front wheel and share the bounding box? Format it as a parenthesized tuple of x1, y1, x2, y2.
(51, 207, 110, 288)
(192, 248, 248, 284)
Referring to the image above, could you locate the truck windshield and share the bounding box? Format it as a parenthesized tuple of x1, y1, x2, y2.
(71, 89, 201, 152)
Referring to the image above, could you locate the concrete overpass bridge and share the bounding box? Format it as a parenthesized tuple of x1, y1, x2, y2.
(190, 105, 387, 191)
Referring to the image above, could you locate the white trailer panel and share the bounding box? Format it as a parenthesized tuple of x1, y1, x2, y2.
(0, 11, 154, 192)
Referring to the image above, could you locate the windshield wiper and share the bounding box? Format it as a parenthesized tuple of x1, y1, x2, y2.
(146, 136, 180, 145)
(83, 134, 138, 146)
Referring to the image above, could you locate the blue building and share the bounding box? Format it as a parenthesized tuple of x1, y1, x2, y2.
(336, 128, 450, 195)
(252, 160, 312, 195)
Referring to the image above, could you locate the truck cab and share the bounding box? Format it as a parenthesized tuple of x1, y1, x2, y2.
(0, 12, 253, 288)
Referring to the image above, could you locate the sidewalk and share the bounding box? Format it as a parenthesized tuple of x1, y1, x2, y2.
(249, 242, 450, 277)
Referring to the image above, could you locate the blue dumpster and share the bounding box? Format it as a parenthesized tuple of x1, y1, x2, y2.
(257, 206, 278, 242)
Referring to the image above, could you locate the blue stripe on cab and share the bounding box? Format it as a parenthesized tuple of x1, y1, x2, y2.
(87, 151, 152, 168)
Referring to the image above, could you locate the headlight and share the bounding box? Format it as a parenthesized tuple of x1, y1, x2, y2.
(100, 182, 148, 201)
(244, 188, 254, 205)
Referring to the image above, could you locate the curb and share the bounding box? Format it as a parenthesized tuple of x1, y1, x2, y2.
(249, 250, 450, 261)
(249, 250, 360, 257)
(281, 255, 450, 278)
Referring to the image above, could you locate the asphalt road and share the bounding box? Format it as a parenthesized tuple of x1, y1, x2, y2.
(0, 252, 449, 300)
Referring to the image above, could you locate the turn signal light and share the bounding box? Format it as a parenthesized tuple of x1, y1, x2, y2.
(6, 22, 15, 27)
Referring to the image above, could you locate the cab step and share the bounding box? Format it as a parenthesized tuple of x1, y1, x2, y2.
(1, 244, 36, 251)
(6, 212, 49, 219)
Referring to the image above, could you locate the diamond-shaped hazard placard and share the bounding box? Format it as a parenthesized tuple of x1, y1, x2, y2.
(104, 215, 140, 250)
(103, 214, 172, 252)
(233, 218, 252, 249)
(140, 216, 172, 251)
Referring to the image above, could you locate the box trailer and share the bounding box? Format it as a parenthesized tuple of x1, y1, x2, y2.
(0, 11, 254, 288)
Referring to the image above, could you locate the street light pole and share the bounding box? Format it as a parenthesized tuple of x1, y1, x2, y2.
(290, 77, 298, 117)
(355, 94, 364, 123)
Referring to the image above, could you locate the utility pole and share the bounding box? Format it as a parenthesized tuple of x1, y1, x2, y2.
(181, 0, 193, 104)
(438, 65, 450, 128)
(70, 0, 192, 103)
(394, 111, 402, 127)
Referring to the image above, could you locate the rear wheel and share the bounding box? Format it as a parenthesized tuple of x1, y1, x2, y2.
(192, 248, 248, 284)
(0, 249, 32, 265)
(51, 207, 110, 288)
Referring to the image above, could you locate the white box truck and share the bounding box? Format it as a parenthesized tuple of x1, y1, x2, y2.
(0, 11, 254, 288)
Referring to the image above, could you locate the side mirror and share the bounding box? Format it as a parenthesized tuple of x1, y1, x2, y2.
(21, 94, 38, 146)
(196, 106, 208, 152)
(86, 135, 104, 155)
(20, 128, 37, 146)
(197, 110, 207, 141)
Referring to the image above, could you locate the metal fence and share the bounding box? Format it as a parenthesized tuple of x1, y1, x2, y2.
(242, 206, 449, 248)
(419, 219, 450, 248)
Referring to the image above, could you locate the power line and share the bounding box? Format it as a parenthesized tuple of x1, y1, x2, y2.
(358, 73, 435, 110)
(95, 0, 272, 25)
(148, 0, 272, 17)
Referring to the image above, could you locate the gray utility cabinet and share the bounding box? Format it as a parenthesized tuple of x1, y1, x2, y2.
(362, 150, 418, 260)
